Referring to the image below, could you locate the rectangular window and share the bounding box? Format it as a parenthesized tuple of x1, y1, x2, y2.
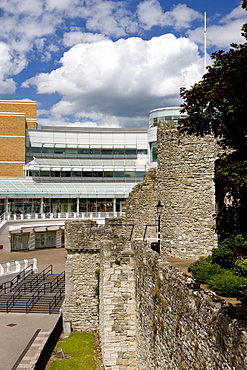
(51, 171, 61, 177)
(72, 171, 82, 177)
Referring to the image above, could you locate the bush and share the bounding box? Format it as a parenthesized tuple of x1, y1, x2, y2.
(211, 244, 234, 268)
(208, 270, 247, 297)
(222, 234, 247, 256)
(234, 258, 247, 277)
(191, 260, 222, 283)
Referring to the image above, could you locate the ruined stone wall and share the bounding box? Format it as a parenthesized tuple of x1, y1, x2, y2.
(123, 167, 157, 240)
(99, 232, 136, 369)
(63, 219, 137, 369)
(157, 122, 219, 258)
(134, 241, 247, 370)
(63, 220, 101, 332)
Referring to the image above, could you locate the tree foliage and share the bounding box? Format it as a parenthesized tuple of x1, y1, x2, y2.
(178, 1, 247, 239)
(178, 1, 247, 153)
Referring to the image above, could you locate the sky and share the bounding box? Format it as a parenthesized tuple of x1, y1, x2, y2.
(0, 0, 246, 128)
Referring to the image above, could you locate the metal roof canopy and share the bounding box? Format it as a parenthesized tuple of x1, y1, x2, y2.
(0, 179, 134, 198)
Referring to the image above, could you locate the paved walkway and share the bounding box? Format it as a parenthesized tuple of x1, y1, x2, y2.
(0, 248, 66, 370)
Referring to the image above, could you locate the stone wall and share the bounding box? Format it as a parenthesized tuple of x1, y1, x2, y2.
(63, 219, 137, 369)
(63, 220, 101, 332)
(134, 241, 247, 370)
(99, 232, 136, 369)
(123, 167, 157, 240)
(157, 122, 219, 258)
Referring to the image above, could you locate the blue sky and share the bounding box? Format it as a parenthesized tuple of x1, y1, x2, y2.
(0, 0, 246, 128)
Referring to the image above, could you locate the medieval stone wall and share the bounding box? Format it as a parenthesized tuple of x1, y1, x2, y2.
(99, 234, 136, 369)
(123, 167, 157, 240)
(157, 122, 219, 258)
(63, 220, 101, 332)
(134, 241, 247, 370)
(63, 219, 137, 369)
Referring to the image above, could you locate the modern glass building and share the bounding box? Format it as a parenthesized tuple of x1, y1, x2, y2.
(0, 101, 151, 252)
(147, 107, 186, 164)
(0, 102, 184, 252)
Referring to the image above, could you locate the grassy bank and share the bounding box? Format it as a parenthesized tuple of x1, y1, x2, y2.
(47, 332, 98, 370)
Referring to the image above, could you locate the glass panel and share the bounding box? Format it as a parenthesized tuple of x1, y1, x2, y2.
(93, 171, 103, 177)
(104, 171, 114, 177)
(102, 149, 113, 155)
(150, 141, 157, 162)
(89, 198, 97, 212)
(97, 198, 106, 212)
(72, 171, 81, 177)
(137, 149, 147, 154)
(106, 200, 113, 212)
(61, 171, 71, 177)
(51, 171, 61, 177)
(30, 170, 39, 177)
(54, 148, 65, 154)
(82, 171, 93, 177)
(125, 171, 135, 178)
(78, 149, 90, 155)
(125, 149, 136, 155)
(136, 171, 145, 178)
(12, 233, 29, 251)
(114, 171, 125, 177)
(90, 149, 101, 154)
(35, 231, 56, 249)
(66, 148, 78, 154)
(79, 199, 88, 212)
(113, 149, 124, 155)
(30, 147, 41, 153)
(42, 148, 53, 153)
(40, 171, 50, 177)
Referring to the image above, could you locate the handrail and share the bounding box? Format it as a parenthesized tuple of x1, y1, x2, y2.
(3, 211, 122, 222)
(0, 264, 33, 295)
(26, 285, 44, 314)
(49, 288, 65, 314)
(6, 289, 21, 313)
(44, 271, 65, 294)
(5, 265, 53, 313)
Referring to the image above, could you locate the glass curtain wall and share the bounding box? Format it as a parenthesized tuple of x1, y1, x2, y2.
(11, 233, 29, 251)
(7, 197, 125, 214)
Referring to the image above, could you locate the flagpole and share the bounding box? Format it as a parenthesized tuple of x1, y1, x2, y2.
(204, 10, 207, 73)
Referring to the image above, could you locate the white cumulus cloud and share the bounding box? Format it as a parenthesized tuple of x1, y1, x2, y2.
(137, 1, 202, 30)
(23, 35, 204, 127)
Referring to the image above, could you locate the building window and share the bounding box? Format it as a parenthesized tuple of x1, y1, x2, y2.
(150, 141, 157, 162)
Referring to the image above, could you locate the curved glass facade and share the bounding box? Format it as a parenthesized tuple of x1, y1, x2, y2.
(149, 107, 187, 128)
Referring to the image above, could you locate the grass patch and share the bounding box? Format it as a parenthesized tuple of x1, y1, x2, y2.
(47, 332, 97, 370)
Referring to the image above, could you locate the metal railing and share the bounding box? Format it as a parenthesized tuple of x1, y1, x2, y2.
(49, 288, 65, 314)
(26, 285, 44, 314)
(44, 271, 65, 294)
(0, 264, 34, 295)
(5, 265, 53, 313)
(1, 211, 122, 223)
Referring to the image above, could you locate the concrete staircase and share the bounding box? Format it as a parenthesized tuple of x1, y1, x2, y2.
(0, 266, 65, 314)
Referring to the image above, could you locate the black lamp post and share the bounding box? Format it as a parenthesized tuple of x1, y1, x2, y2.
(155, 200, 163, 253)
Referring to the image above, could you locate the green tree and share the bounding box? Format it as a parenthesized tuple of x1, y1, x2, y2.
(179, 2, 247, 153)
(178, 1, 247, 239)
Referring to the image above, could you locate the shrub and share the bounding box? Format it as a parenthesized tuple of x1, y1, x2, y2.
(234, 258, 247, 277)
(191, 260, 222, 283)
(211, 244, 234, 268)
(222, 234, 247, 256)
(208, 270, 247, 297)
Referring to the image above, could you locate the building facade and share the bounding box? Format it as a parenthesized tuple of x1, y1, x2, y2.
(0, 100, 151, 252)
(0, 102, 184, 252)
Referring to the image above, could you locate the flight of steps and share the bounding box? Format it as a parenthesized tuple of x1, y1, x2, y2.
(0, 268, 65, 314)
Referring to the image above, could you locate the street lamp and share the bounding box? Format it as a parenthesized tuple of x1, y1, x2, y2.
(155, 200, 163, 253)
